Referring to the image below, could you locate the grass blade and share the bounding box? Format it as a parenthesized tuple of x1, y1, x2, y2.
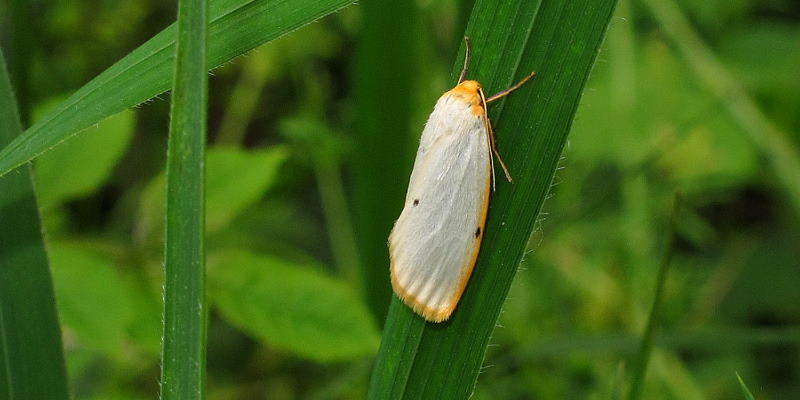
(736, 372, 756, 400)
(626, 195, 681, 400)
(0, 48, 70, 400)
(159, 0, 208, 398)
(368, 0, 617, 398)
(3, 0, 35, 125)
(351, 0, 419, 320)
(0, 0, 355, 179)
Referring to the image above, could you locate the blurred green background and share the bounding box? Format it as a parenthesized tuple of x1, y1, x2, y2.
(1, 0, 799, 398)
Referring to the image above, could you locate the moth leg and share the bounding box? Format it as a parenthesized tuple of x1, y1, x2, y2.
(478, 88, 512, 184)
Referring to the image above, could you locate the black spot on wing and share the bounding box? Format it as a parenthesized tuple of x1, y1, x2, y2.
(474, 227, 481, 238)
(413, 199, 419, 206)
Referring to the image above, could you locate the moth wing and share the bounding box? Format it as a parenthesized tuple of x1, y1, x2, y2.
(389, 97, 491, 322)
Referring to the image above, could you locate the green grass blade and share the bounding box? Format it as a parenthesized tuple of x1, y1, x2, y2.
(0, 48, 70, 400)
(0, 0, 355, 179)
(159, 0, 208, 398)
(4, 0, 35, 125)
(351, 0, 419, 320)
(626, 195, 681, 400)
(736, 372, 756, 400)
(611, 362, 626, 400)
(367, 0, 617, 398)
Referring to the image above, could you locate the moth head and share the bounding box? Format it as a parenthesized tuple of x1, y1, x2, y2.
(445, 80, 486, 117)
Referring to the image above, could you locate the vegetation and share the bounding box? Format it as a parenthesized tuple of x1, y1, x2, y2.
(0, 0, 798, 398)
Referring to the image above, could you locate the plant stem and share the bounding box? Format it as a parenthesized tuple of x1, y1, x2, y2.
(627, 194, 681, 400)
(160, 0, 208, 397)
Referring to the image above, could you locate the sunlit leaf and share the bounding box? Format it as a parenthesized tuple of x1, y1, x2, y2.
(49, 242, 136, 355)
(209, 250, 380, 361)
(34, 106, 134, 209)
(137, 146, 288, 241)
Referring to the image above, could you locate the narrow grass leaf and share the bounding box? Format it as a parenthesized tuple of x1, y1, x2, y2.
(0, 0, 355, 179)
(611, 362, 626, 400)
(368, 0, 617, 398)
(736, 372, 756, 400)
(351, 0, 420, 321)
(0, 48, 70, 400)
(3, 0, 34, 124)
(160, 0, 208, 398)
(627, 195, 681, 400)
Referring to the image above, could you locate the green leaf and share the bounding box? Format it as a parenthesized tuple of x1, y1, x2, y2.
(34, 107, 134, 209)
(49, 242, 136, 355)
(204, 146, 288, 231)
(138, 146, 288, 240)
(0, 47, 70, 400)
(160, 0, 208, 397)
(209, 250, 380, 362)
(0, 0, 355, 179)
(736, 372, 756, 400)
(125, 262, 165, 357)
(627, 196, 680, 400)
(367, 0, 617, 398)
(350, 0, 420, 321)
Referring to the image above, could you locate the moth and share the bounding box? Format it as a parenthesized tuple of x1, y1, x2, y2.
(389, 37, 535, 322)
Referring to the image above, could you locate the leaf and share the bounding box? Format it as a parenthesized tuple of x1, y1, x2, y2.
(34, 106, 134, 209)
(736, 372, 756, 400)
(48, 242, 136, 355)
(160, 0, 209, 397)
(204, 147, 288, 230)
(367, 0, 618, 398)
(0, 0, 356, 179)
(627, 196, 680, 400)
(350, 0, 420, 321)
(124, 263, 164, 356)
(0, 48, 70, 400)
(137, 146, 288, 241)
(209, 250, 380, 361)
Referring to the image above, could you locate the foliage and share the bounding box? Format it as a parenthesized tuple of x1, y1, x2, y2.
(0, 46, 69, 400)
(209, 250, 379, 361)
(0, 0, 798, 398)
(160, 0, 208, 397)
(368, 0, 618, 398)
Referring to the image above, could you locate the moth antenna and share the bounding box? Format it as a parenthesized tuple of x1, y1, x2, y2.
(458, 36, 471, 84)
(486, 71, 536, 103)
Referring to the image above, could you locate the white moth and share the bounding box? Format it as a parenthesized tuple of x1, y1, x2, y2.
(389, 38, 535, 322)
